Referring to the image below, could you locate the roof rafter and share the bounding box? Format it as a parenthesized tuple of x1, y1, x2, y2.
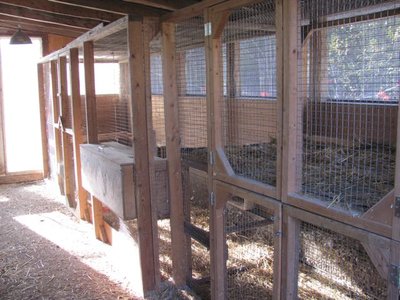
(122, 0, 199, 11)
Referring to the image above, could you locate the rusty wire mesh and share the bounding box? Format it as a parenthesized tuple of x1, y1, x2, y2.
(297, 0, 399, 214)
(220, 0, 278, 186)
(298, 222, 387, 299)
(225, 200, 275, 299)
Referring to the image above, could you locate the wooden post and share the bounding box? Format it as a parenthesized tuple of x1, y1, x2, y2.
(128, 16, 157, 293)
(281, 208, 300, 299)
(37, 63, 50, 178)
(83, 41, 107, 242)
(161, 21, 189, 287)
(50, 60, 64, 192)
(281, 0, 299, 201)
(57, 56, 75, 208)
(0, 53, 6, 175)
(69, 48, 89, 221)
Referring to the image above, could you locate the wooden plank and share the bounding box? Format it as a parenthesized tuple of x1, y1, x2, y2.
(58, 55, 75, 208)
(0, 0, 120, 22)
(91, 196, 108, 242)
(123, 0, 198, 11)
(280, 208, 300, 299)
(161, 21, 188, 286)
(0, 171, 43, 184)
(83, 41, 98, 144)
(69, 47, 89, 221)
(50, 60, 64, 193)
(50, 0, 163, 17)
(128, 16, 157, 293)
(37, 63, 50, 178)
(0, 51, 6, 175)
(287, 193, 392, 238)
(361, 190, 393, 226)
(209, 0, 263, 14)
(281, 0, 300, 201)
(161, 0, 227, 23)
(0, 3, 102, 29)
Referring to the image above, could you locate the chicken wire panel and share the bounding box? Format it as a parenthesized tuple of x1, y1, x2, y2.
(225, 201, 275, 299)
(176, 16, 208, 166)
(297, 0, 400, 214)
(298, 222, 387, 299)
(220, 0, 278, 186)
(93, 30, 132, 146)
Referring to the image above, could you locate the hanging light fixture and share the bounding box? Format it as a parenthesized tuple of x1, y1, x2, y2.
(10, 27, 32, 45)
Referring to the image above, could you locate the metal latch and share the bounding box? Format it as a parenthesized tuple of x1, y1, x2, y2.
(209, 192, 215, 206)
(389, 264, 400, 288)
(204, 22, 212, 36)
(395, 197, 400, 218)
(209, 151, 215, 166)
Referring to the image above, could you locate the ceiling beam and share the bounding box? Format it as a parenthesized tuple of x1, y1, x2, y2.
(0, 0, 120, 22)
(0, 3, 103, 29)
(0, 20, 83, 37)
(49, 0, 165, 17)
(122, 0, 198, 11)
(0, 15, 86, 37)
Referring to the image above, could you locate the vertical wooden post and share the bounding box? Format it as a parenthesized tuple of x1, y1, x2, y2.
(281, 209, 300, 299)
(83, 41, 107, 242)
(281, 0, 299, 201)
(128, 16, 157, 293)
(161, 21, 189, 286)
(37, 63, 50, 178)
(50, 60, 64, 192)
(0, 54, 6, 175)
(69, 48, 89, 221)
(57, 56, 75, 208)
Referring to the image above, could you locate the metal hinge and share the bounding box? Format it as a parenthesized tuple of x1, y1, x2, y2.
(209, 192, 215, 206)
(389, 264, 400, 288)
(204, 22, 212, 36)
(209, 151, 215, 166)
(395, 197, 400, 218)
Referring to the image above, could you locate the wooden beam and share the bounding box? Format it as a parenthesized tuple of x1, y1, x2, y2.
(0, 0, 120, 22)
(161, 21, 189, 286)
(49, 0, 164, 17)
(128, 16, 157, 293)
(50, 60, 65, 193)
(123, 0, 198, 11)
(58, 55, 75, 208)
(0, 17, 84, 38)
(0, 171, 43, 184)
(0, 3, 102, 29)
(37, 63, 50, 178)
(0, 50, 6, 175)
(69, 47, 89, 221)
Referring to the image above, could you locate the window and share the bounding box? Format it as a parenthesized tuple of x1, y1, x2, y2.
(239, 35, 277, 98)
(324, 17, 400, 103)
(150, 53, 163, 95)
(185, 47, 206, 96)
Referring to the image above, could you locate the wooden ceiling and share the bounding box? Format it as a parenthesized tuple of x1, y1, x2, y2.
(0, 0, 200, 37)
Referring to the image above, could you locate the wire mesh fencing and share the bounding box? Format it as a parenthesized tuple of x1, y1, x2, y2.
(220, 0, 278, 186)
(298, 222, 387, 299)
(225, 200, 276, 299)
(297, 0, 400, 214)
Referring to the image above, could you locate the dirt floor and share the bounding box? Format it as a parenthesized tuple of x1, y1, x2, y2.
(0, 180, 141, 300)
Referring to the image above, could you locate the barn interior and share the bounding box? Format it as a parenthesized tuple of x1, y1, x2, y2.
(0, 0, 399, 299)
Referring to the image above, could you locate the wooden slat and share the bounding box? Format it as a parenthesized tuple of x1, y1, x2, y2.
(50, 0, 164, 17)
(123, 0, 198, 11)
(0, 3, 102, 29)
(50, 60, 64, 193)
(161, 21, 189, 286)
(0, 0, 120, 22)
(0, 171, 43, 184)
(69, 47, 89, 221)
(0, 51, 6, 175)
(128, 16, 157, 293)
(37, 63, 49, 178)
(58, 55, 75, 208)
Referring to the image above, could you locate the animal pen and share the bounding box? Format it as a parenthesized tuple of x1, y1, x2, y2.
(37, 0, 400, 299)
